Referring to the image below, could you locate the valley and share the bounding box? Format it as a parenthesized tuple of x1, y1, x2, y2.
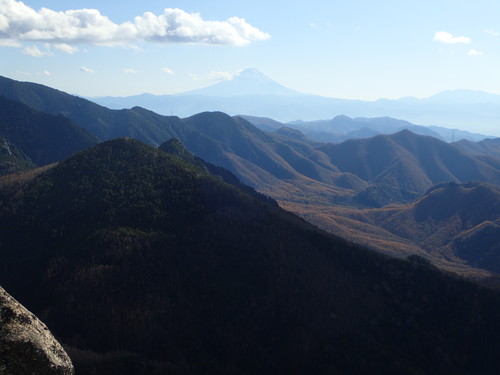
(1, 73, 500, 374)
(2, 2, 500, 374)
(2, 74, 500, 281)
(1, 137, 500, 375)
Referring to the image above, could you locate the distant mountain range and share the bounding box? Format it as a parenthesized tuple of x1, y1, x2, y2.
(92, 68, 500, 136)
(2, 74, 500, 280)
(2, 138, 500, 374)
(3, 75, 500, 373)
(241, 114, 489, 143)
(319, 130, 500, 206)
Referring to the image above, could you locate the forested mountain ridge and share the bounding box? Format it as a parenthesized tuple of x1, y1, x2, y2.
(288, 181, 500, 279)
(2, 75, 499, 209)
(0, 136, 34, 175)
(0, 76, 361, 204)
(318, 130, 500, 207)
(0, 95, 98, 174)
(1, 138, 500, 374)
(2, 75, 500, 280)
(0, 75, 186, 145)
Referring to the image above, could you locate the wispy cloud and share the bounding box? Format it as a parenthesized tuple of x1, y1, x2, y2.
(433, 31, 471, 44)
(122, 68, 138, 74)
(0, 0, 270, 51)
(207, 71, 235, 81)
(161, 67, 175, 75)
(52, 43, 78, 54)
(16, 69, 52, 77)
(467, 49, 482, 56)
(80, 66, 95, 74)
(22, 45, 47, 57)
(485, 29, 499, 36)
(309, 22, 332, 29)
(0, 39, 20, 47)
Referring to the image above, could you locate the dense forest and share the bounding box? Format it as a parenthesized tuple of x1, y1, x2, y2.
(0, 139, 499, 374)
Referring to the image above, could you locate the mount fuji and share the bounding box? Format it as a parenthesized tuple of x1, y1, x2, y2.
(92, 68, 500, 136)
(179, 68, 305, 97)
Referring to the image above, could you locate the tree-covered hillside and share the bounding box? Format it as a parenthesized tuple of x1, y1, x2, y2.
(0, 139, 499, 375)
(0, 95, 98, 172)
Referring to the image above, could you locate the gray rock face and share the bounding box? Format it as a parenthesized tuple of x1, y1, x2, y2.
(0, 286, 74, 375)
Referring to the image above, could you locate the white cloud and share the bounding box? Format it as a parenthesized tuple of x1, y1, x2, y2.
(161, 67, 175, 75)
(433, 31, 471, 44)
(122, 68, 138, 74)
(468, 49, 482, 56)
(53, 43, 78, 54)
(207, 71, 235, 81)
(16, 69, 51, 76)
(485, 29, 499, 36)
(0, 0, 270, 50)
(22, 45, 47, 57)
(80, 66, 95, 73)
(0, 39, 20, 47)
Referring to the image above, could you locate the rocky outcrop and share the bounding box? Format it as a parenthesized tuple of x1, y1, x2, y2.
(0, 286, 74, 375)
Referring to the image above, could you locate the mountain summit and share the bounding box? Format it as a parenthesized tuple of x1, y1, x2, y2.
(180, 68, 305, 97)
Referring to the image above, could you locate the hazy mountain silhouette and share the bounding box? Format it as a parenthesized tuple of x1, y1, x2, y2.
(87, 70, 500, 135)
(1, 138, 500, 374)
(242, 114, 490, 143)
(179, 68, 305, 97)
(2, 76, 500, 281)
(0, 76, 364, 206)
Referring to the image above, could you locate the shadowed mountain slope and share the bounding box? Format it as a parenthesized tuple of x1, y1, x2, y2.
(4, 76, 498, 209)
(0, 76, 186, 145)
(318, 130, 500, 206)
(1, 139, 500, 374)
(293, 182, 500, 277)
(377, 182, 500, 274)
(0, 76, 361, 204)
(0, 95, 98, 172)
(2, 76, 500, 281)
(0, 136, 34, 175)
(453, 137, 500, 160)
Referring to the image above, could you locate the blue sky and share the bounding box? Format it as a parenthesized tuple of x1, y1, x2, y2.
(1, 0, 499, 100)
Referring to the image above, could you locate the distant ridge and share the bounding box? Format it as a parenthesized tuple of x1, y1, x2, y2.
(2, 75, 500, 280)
(318, 130, 500, 206)
(87, 69, 500, 135)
